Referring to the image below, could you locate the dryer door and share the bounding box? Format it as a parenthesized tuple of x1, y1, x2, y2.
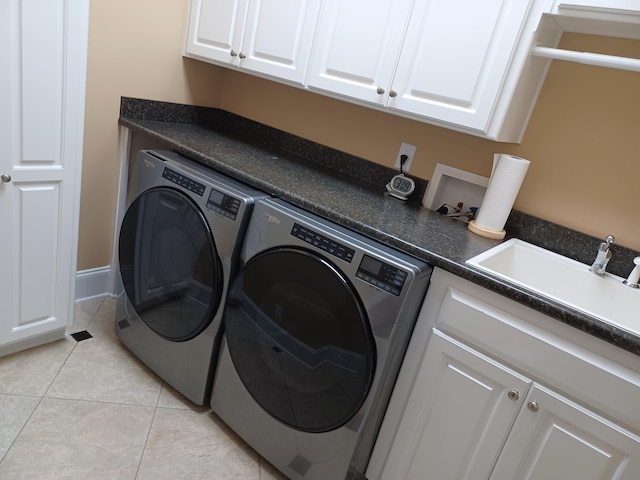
(119, 187, 222, 341)
(224, 247, 376, 433)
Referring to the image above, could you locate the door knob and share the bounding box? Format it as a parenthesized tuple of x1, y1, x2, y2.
(1, 174, 11, 183)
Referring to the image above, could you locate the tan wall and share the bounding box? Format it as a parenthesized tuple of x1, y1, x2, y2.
(79, 0, 224, 270)
(80, 4, 640, 272)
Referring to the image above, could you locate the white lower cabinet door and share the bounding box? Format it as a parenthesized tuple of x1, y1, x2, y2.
(490, 383, 640, 480)
(378, 329, 532, 480)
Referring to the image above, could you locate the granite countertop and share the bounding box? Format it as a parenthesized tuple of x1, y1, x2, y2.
(118, 98, 640, 357)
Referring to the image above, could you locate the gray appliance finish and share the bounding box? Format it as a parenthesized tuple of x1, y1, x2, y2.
(116, 150, 268, 405)
(211, 198, 432, 480)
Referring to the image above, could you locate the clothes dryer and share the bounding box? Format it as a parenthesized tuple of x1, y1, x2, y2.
(211, 198, 431, 479)
(116, 150, 267, 405)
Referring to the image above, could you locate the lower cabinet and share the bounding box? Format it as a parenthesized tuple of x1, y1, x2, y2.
(492, 383, 640, 479)
(367, 268, 640, 480)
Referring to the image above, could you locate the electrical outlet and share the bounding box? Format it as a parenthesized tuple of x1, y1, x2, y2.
(394, 142, 417, 172)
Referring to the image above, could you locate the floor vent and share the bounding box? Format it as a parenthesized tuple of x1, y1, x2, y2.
(71, 330, 93, 342)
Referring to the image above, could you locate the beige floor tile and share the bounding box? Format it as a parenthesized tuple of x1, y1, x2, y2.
(0, 397, 154, 480)
(136, 408, 260, 480)
(0, 337, 76, 396)
(87, 297, 118, 341)
(70, 298, 105, 333)
(157, 382, 208, 410)
(0, 394, 40, 462)
(45, 337, 162, 406)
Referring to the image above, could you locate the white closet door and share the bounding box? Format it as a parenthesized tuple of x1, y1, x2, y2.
(0, 0, 88, 354)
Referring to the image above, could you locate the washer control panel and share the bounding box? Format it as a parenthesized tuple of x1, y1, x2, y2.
(291, 223, 355, 263)
(162, 167, 206, 196)
(356, 255, 407, 296)
(207, 188, 241, 220)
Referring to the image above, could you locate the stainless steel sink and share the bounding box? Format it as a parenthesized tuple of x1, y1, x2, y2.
(466, 239, 639, 336)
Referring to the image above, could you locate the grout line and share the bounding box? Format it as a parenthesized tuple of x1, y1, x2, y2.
(133, 395, 161, 480)
(0, 392, 45, 466)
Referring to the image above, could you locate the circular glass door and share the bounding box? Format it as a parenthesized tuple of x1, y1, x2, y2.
(224, 247, 376, 433)
(119, 187, 222, 341)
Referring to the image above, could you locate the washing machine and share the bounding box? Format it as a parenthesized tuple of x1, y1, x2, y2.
(116, 149, 268, 405)
(210, 198, 431, 479)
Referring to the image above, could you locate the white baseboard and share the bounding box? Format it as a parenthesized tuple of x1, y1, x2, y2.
(75, 266, 113, 302)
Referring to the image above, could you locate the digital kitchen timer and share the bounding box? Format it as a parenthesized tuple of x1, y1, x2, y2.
(386, 173, 415, 201)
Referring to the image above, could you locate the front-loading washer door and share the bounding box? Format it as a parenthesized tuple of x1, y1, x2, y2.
(119, 187, 222, 342)
(224, 247, 376, 433)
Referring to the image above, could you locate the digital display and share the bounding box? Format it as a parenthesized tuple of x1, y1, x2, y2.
(208, 189, 224, 207)
(393, 176, 413, 192)
(360, 255, 382, 276)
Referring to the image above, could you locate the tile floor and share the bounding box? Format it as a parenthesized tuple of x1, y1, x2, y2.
(0, 297, 288, 480)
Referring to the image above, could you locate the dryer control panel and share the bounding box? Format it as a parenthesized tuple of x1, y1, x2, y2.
(291, 223, 355, 262)
(356, 255, 407, 296)
(162, 167, 206, 196)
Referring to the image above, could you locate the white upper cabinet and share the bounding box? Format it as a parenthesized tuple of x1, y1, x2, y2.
(306, 0, 415, 106)
(390, 0, 537, 133)
(306, 0, 556, 141)
(185, 0, 321, 84)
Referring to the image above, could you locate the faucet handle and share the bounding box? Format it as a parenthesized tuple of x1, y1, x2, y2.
(604, 235, 615, 246)
(623, 256, 640, 288)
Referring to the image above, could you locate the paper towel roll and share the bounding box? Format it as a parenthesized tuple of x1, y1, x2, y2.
(470, 154, 530, 239)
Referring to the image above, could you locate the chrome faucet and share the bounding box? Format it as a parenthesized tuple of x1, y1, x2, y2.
(589, 235, 615, 275)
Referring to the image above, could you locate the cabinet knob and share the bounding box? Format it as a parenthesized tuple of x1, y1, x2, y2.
(1, 174, 11, 183)
(527, 401, 539, 412)
(376, 86, 385, 95)
(230, 50, 238, 57)
(239, 52, 246, 59)
(389, 89, 397, 98)
(507, 390, 519, 401)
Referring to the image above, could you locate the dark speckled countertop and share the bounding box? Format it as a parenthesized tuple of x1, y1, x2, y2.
(119, 97, 640, 357)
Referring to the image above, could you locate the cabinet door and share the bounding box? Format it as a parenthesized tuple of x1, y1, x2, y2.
(378, 329, 532, 480)
(239, 0, 321, 84)
(491, 383, 640, 479)
(306, 0, 415, 106)
(0, 0, 88, 353)
(185, 0, 249, 66)
(390, 0, 534, 132)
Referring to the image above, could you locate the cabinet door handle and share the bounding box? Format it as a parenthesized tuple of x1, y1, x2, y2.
(527, 401, 539, 412)
(376, 86, 385, 95)
(230, 50, 238, 57)
(1, 174, 11, 183)
(389, 89, 397, 98)
(239, 52, 246, 59)
(507, 390, 519, 401)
